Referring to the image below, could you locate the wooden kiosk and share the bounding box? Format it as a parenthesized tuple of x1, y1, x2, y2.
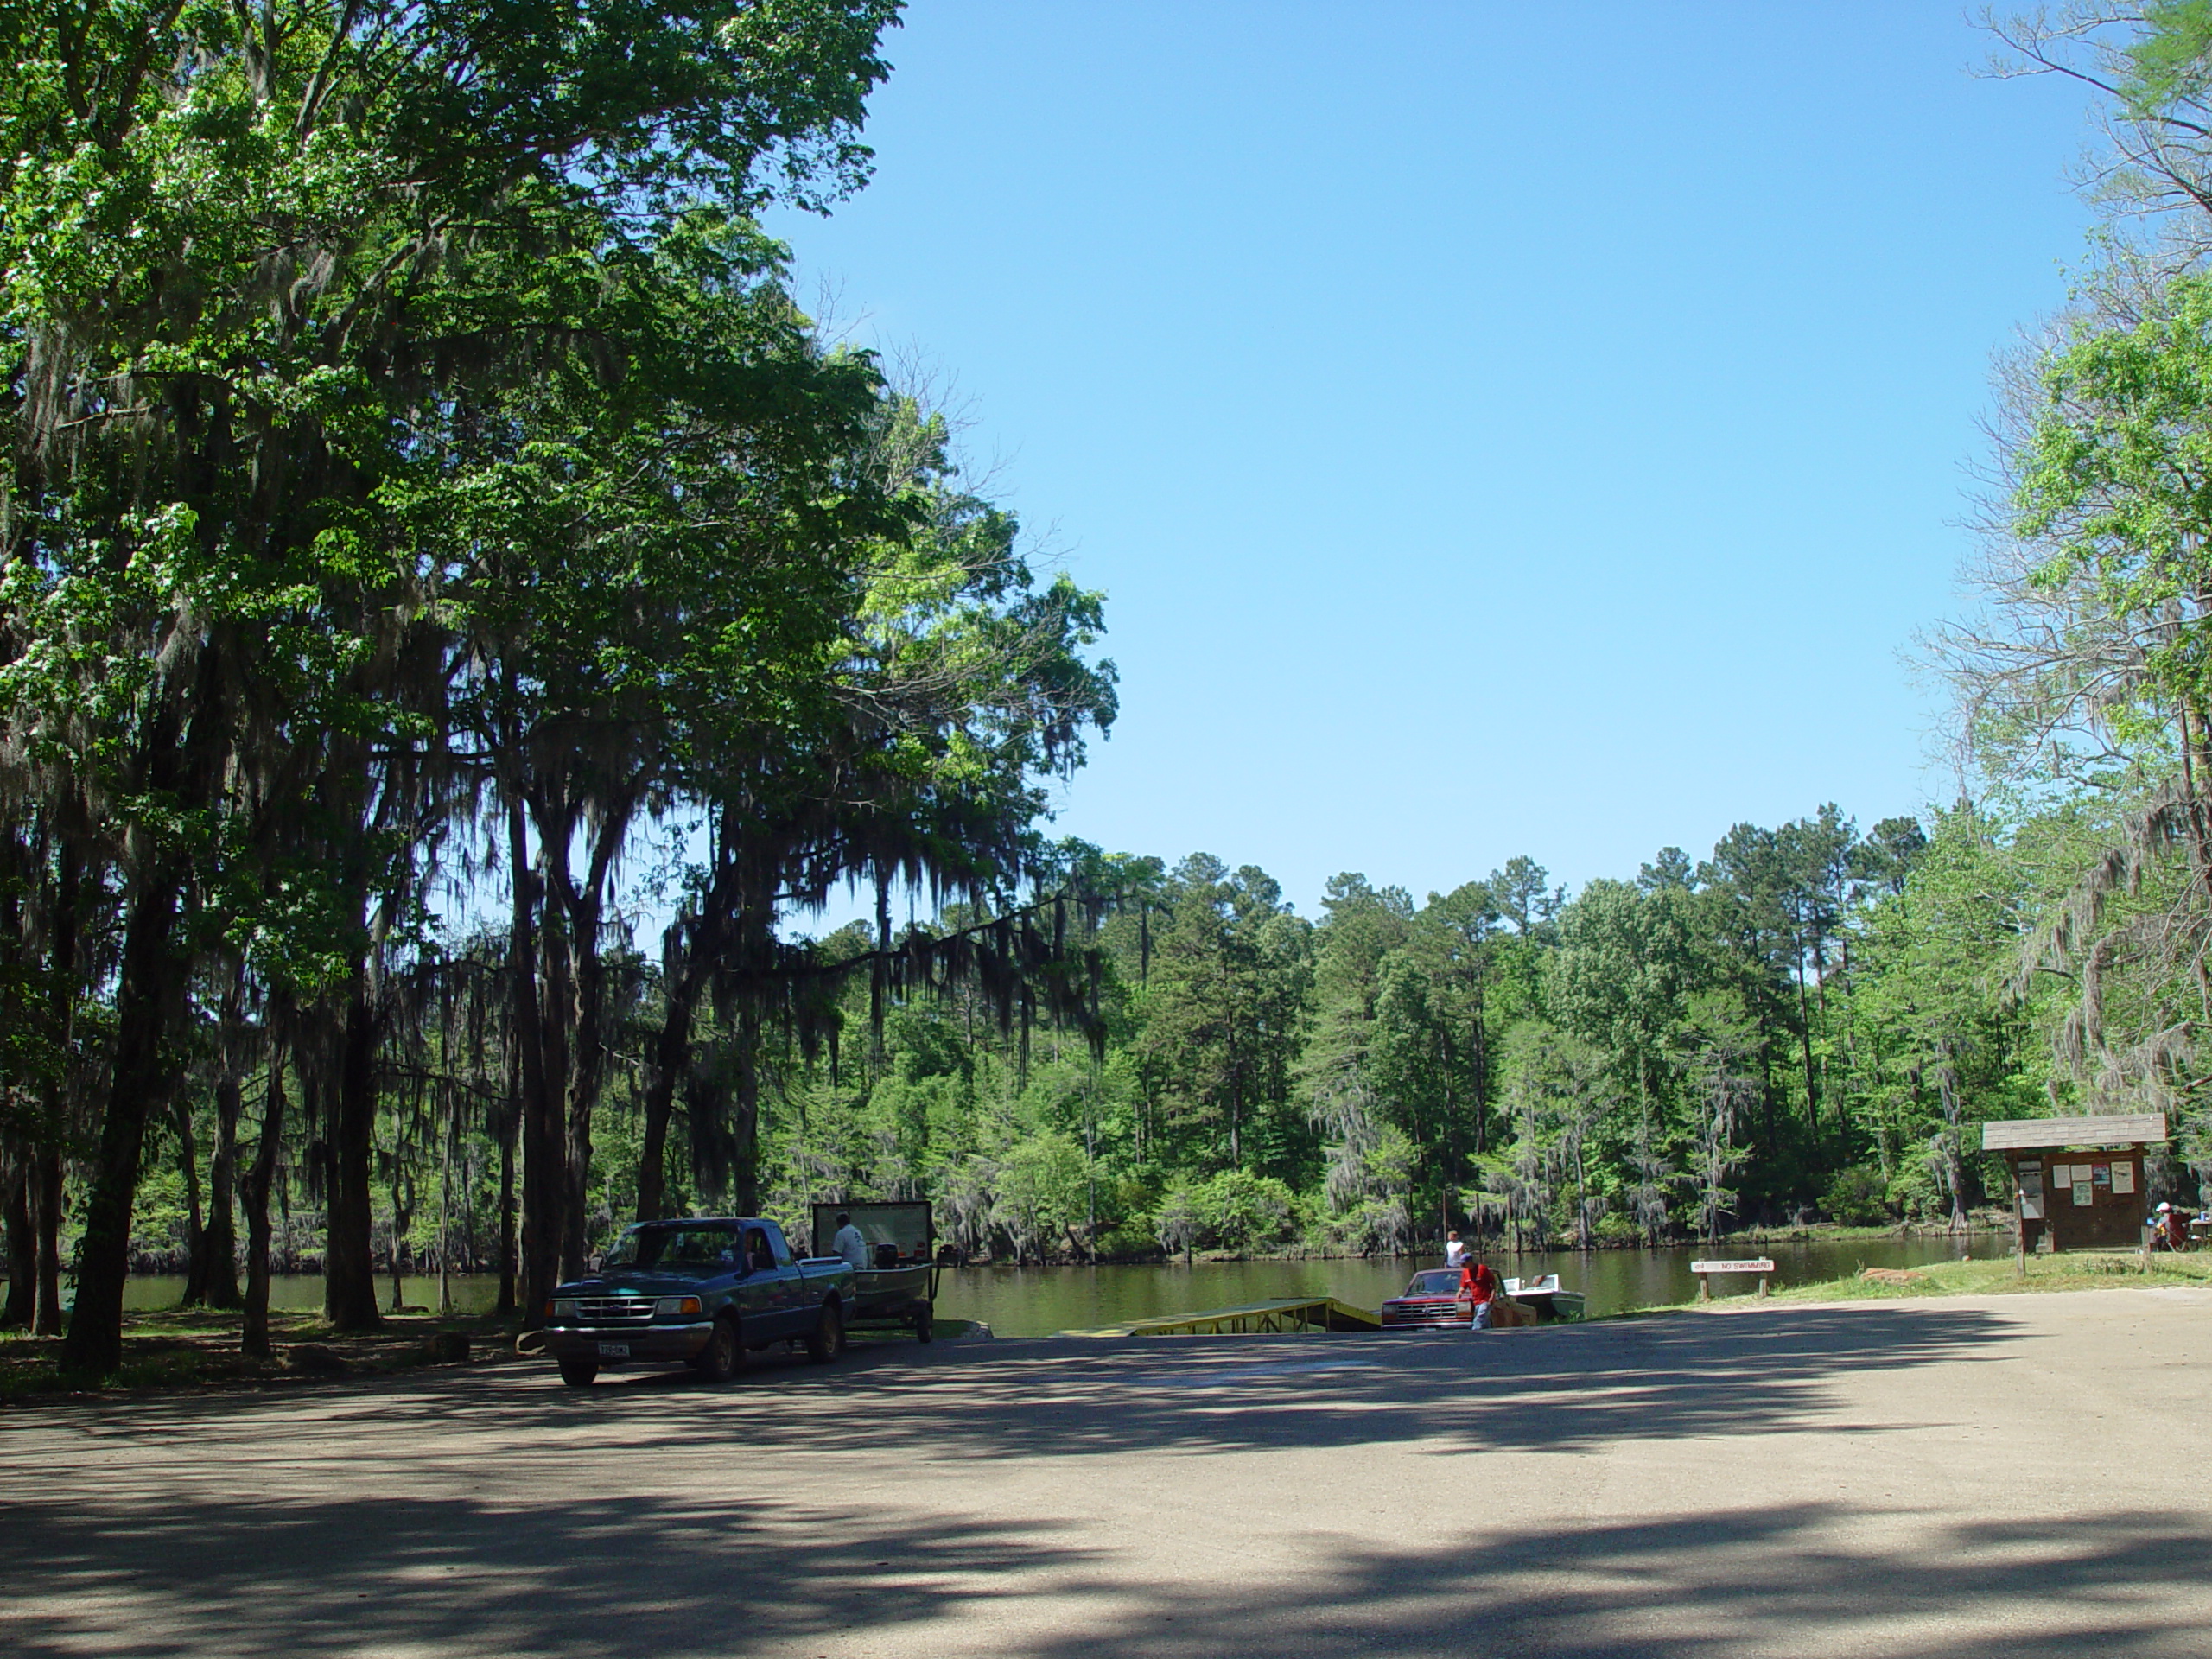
(1980, 1114, 2168, 1262)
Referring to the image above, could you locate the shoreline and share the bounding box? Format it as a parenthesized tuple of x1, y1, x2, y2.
(92, 1221, 2022, 1284)
(1631, 1249, 2212, 1314)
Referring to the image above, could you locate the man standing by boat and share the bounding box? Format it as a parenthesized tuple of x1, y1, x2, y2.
(1462, 1251, 1500, 1330)
(1445, 1230, 1468, 1269)
(831, 1211, 869, 1272)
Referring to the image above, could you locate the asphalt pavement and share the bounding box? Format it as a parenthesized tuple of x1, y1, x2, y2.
(5, 1287, 2211, 1657)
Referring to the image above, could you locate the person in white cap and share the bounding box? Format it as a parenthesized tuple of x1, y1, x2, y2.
(2151, 1202, 2185, 1252)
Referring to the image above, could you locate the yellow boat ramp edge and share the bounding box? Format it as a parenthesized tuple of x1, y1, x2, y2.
(1058, 1296, 1382, 1338)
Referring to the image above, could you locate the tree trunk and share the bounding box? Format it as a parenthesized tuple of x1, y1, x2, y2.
(1573, 1144, 1592, 1251)
(61, 874, 183, 1374)
(563, 899, 601, 1278)
(176, 1096, 207, 1306)
(732, 1008, 763, 1216)
(438, 1081, 454, 1315)
(509, 796, 563, 1325)
(2, 1153, 34, 1326)
(638, 927, 710, 1224)
(535, 785, 636, 1283)
(497, 1052, 518, 1317)
(1469, 991, 1491, 1157)
(386, 1119, 413, 1313)
(1751, 988, 1777, 1152)
(203, 1065, 242, 1308)
(35, 839, 79, 1336)
(33, 1143, 63, 1336)
(1793, 943, 1820, 1154)
(322, 981, 383, 1331)
(1935, 1046, 1970, 1235)
(241, 1050, 289, 1358)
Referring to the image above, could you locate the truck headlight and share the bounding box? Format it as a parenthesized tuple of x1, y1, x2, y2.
(655, 1296, 702, 1319)
(551, 1300, 580, 1322)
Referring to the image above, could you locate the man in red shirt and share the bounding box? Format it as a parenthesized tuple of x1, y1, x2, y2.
(1462, 1255, 1499, 1329)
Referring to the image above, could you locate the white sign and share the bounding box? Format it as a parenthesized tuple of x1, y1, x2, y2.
(2073, 1179, 2094, 1207)
(2113, 1162, 2136, 1196)
(1689, 1259, 1776, 1274)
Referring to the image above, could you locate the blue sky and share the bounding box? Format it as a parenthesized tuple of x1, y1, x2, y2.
(766, 2, 2101, 918)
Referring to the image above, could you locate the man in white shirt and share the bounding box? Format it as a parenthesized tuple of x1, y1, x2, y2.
(831, 1211, 869, 1272)
(1444, 1230, 1467, 1269)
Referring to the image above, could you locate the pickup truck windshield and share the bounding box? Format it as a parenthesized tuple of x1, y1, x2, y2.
(602, 1227, 741, 1271)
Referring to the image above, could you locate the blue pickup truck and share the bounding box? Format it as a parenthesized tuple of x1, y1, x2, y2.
(538, 1217, 852, 1387)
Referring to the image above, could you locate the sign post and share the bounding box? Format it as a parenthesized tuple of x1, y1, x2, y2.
(1688, 1258, 1776, 1300)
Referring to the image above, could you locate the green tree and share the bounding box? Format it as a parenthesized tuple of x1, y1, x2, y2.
(1550, 879, 1696, 1242)
(1137, 856, 1313, 1174)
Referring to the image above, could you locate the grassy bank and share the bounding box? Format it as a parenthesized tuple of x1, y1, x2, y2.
(1, 1306, 988, 1402)
(1699, 1250, 2212, 1308)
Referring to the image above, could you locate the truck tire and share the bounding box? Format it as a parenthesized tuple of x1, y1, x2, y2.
(914, 1303, 933, 1343)
(558, 1360, 598, 1388)
(696, 1316, 742, 1383)
(805, 1301, 845, 1363)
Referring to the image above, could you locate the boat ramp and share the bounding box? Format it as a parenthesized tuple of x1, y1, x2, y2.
(1061, 1296, 1382, 1337)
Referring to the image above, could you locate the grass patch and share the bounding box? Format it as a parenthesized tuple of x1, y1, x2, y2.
(0, 1304, 523, 1404)
(1691, 1251, 2212, 1309)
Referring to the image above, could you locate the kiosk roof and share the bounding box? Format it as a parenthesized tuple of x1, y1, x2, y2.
(1981, 1114, 2168, 1151)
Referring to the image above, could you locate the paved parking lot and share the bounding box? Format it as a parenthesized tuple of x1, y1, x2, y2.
(6, 1287, 2212, 1657)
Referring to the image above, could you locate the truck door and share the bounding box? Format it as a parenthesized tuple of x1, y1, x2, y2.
(766, 1221, 811, 1338)
(732, 1226, 779, 1338)
(746, 1224, 804, 1339)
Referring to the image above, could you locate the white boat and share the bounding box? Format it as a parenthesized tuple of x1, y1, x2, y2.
(1503, 1274, 1586, 1322)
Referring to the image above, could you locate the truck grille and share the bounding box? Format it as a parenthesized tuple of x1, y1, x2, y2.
(1382, 1303, 1468, 1329)
(576, 1297, 656, 1325)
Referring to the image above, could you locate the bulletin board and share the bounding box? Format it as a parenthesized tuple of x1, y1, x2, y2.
(2006, 1151, 2145, 1251)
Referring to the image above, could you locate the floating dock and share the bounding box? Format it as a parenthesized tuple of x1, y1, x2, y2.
(1062, 1296, 1382, 1337)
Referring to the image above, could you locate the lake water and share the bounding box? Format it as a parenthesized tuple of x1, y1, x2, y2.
(118, 1235, 2007, 1333)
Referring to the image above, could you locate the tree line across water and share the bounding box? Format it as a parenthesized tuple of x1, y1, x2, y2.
(12, 3, 2212, 1375)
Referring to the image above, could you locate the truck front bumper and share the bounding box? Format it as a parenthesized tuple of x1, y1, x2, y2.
(542, 1322, 715, 1366)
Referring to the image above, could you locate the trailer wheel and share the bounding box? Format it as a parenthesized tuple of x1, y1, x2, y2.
(914, 1304, 933, 1343)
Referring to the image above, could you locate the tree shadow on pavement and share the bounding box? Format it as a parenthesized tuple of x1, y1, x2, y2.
(3, 1490, 2204, 1658)
(0, 1488, 1091, 1658)
(1013, 1503, 2212, 1659)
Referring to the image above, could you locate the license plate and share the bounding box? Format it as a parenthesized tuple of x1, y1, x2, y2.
(596, 1342, 630, 1358)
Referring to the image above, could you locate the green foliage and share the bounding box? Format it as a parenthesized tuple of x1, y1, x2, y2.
(1192, 1171, 1299, 1254)
(1821, 1166, 1891, 1227)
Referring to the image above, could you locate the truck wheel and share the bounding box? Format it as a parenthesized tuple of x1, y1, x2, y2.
(697, 1316, 742, 1383)
(805, 1302, 845, 1363)
(558, 1360, 598, 1388)
(915, 1304, 934, 1344)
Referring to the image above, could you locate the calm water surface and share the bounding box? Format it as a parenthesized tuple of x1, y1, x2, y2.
(931, 1237, 2008, 1336)
(120, 1236, 2006, 1333)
